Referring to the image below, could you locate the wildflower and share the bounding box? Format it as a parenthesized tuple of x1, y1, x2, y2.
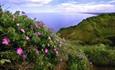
(35, 48, 39, 54)
(25, 36, 29, 40)
(16, 48, 23, 56)
(47, 43, 50, 47)
(22, 54, 26, 61)
(37, 32, 42, 36)
(55, 51, 58, 55)
(20, 28, 25, 33)
(54, 48, 59, 55)
(48, 36, 51, 40)
(2, 37, 10, 45)
(59, 41, 63, 47)
(45, 48, 48, 54)
(35, 32, 42, 36)
(16, 23, 20, 26)
(36, 21, 44, 28)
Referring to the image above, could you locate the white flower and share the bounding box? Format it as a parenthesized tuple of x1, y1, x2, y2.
(25, 36, 29, 40)
(16, 23, 20, 26)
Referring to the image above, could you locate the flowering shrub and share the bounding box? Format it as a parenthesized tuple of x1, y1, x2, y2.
(0, 6, 91, 70)
(0, 6, 62, 69)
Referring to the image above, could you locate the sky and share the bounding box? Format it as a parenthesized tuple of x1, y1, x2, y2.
(0, 0, 115, 31)
(1, 0, 115, 13)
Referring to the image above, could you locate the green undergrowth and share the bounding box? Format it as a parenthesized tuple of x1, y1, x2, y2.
(66, 40, 115, 67)
(61, 42, 90, 70)
(82, 44, 115, 66)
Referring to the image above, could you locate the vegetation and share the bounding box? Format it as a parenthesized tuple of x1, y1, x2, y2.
(58, 13, 115, 68)
(62, 42, 90, 70)
(82, 44, 115, 66)
(0, 5, 62, 70)
(1, 5, 115, 70)
(58, 13, 115, 45)
(0, 6, 90, 70)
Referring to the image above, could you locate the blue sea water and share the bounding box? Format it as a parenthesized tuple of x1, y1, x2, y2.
(27, 13, 96, 32)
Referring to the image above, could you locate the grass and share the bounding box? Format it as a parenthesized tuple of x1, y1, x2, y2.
(66, 40, 115, 66)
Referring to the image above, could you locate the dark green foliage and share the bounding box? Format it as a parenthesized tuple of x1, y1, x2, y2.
(58, 13, 115, 45)
(0, 6, 61, 70)
(61, 43, 90, 70)
(83, 44, 115, 66)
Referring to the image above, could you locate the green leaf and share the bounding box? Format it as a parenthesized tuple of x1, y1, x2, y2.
(0, 59, 11, 65)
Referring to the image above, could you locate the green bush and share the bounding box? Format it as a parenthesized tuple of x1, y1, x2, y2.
(0, 6, 62, 70)
(62, 43, 90, 70)
(83, 44, 115, 66)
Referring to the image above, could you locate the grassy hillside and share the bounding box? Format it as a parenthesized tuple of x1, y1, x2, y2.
(58, 13, 115, 45)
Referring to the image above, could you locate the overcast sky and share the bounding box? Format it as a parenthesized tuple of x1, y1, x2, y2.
(1, 0, 115, 13)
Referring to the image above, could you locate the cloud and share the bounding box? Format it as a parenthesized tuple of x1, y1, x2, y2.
(2, 0, 115, 13)
(109, 0, 115, 4)
(56, 2, 115, 13)
(29, 0, 52, 4)
(8, 0, 52, 5)
(2, 0, 53, 13)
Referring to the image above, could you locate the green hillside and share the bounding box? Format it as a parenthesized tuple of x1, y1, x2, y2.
(58, 13, 115, 45)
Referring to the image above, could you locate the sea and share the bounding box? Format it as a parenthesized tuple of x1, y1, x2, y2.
(27, 13, 96, 32)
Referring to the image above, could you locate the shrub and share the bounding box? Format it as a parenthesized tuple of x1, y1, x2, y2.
(0, 6, 62, 70)
(83, 44, 115, 66)
(62, 43, 90, 70)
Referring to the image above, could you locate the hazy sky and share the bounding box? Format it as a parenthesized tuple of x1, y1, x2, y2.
(1, 0, 115, 13)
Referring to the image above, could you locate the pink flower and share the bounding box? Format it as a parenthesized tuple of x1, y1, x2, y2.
(16, 48, 23, 56)
(45, 48, 48, 54)
(20, 28, 25, 33)
(2, 37, 10, 45)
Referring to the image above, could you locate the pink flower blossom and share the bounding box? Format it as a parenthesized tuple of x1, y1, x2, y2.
(16, 48, 23, 56)
(2, 37, 10, 45)
(45, 48, 48, 54)
(20, 28, 25, 33)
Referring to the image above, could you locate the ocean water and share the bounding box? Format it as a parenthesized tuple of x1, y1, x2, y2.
(27, 13, 96, 32)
